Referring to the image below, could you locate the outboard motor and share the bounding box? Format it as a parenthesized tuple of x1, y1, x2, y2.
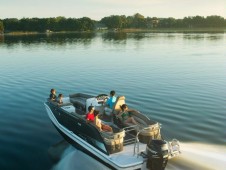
(146, 139, 169, 170)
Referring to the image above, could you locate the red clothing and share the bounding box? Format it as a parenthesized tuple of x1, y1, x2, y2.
(86, 112, 95, 122)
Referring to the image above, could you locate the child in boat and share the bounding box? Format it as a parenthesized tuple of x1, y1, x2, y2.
(94, 110, 113, 132)
(49, 89, 57, 101)
(117, 104, 137, 125)
(57, 94, 63, 105)
(86, 106, 95, 123)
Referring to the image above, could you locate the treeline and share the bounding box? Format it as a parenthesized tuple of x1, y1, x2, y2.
(100, 13, 226, 29)
(0, 14, 225, 33)
(0, 16, 95, 33)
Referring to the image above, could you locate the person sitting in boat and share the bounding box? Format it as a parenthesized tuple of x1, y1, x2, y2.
(49, 88, 57, 101)
(94, 110, 113, 132)
(86, 106, 95, 123)
(117, 104, 137, 125)
(56, 94, 63, 105)
(104, 90, 116, 116)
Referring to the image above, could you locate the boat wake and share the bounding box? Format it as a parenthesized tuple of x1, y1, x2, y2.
(52, 145, 111, 170)
(51, 142, 226, 170)
(167, 143, 226, 170)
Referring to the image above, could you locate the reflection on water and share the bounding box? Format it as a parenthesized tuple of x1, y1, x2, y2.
(0, 32, 225, 170)
(0, 32, 225, 47)
(102, 32, 127, 41)
(53, 145, 111, 170)
(182, 34, 224, 40)
(0, 35, 4, 42)
(0, 33, 96, 47)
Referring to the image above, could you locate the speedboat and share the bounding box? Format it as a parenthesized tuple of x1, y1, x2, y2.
(44, 93, 181, 170)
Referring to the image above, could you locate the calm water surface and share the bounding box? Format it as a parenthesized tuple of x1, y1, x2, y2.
(0, 32, 225, 170)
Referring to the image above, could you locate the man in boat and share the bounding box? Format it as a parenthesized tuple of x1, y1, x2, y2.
(104, 90, 116, 117)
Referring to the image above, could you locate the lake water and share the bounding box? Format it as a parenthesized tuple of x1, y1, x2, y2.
(0, 32, 225, 170)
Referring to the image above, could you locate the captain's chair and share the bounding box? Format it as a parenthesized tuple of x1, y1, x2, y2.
(112, 96, 126, 114)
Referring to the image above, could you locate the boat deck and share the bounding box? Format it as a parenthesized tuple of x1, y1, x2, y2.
(109, 143, 146, 167)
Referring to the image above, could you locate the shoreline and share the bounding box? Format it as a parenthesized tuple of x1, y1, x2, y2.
(1, 27, 225, 36)
(121, 27, 226, 33)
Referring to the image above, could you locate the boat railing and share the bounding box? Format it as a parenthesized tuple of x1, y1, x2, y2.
(123, 125, 138, 146)
(133, 126, 152, 156)
(123, 125, 138, 132)
(101, 129, 125, 140)
(124, 124, 160, 156)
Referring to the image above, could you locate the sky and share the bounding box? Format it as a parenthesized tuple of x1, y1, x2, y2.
(1, 0, 225, 20)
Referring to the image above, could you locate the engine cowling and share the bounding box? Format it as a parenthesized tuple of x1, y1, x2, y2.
(146, 139, 169, 170)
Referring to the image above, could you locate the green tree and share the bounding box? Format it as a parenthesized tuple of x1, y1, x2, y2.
(0, 20, 4, 33)
(159, 17, 176, 28)
(78, 17, 94, 31)
(120, 15, 127, 28)
(100, 15, 125, 29)
(20, 18, 29, 31)
(55, 16, 67, 31)
(183, 17, 193, 28)
(175, 19, 184, 28)
(205, 15, 225, 27)
(191, 16, 205, 27)
(3, 18, 20, 31)
(38, 18, 48, 32)
(131, 13, 147, 28)
(146, 17, 159, 28)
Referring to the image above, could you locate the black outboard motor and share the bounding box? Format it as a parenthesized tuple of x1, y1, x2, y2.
(146, 139, 169, 170)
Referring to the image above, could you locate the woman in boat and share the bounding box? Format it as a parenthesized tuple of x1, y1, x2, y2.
(86, 106, 95, 123)
(117, 104, 137, 125)
(49, 89, 57, 101)
(94, 110, 113, 132)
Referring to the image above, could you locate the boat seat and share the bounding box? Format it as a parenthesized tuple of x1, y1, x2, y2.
(101, 130, 125, 154)
(69, 93, 94, 99)
(59, 102, 73, 107)
(101, 130, 125, 139)
(130, 111, 149, 126)
(76, 108, 86, 115)
(48, 97, 73, 107)
(49, 100, 73, 107)
(70, 97, 86, 112)
(112, 96, 126, 114)
(70, 97, 86, 105)
(114, 110, 150, 130)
